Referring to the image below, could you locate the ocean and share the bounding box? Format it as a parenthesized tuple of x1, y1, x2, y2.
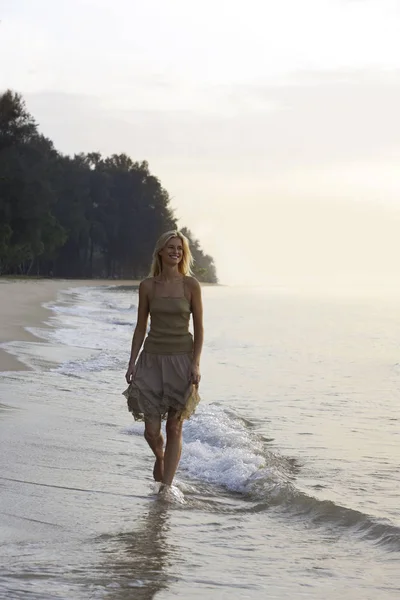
(0, 283, 399, 599)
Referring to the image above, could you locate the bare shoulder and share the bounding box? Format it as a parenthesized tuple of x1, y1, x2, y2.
(184, 276, 201, 292)
(139, 277, 154, 294)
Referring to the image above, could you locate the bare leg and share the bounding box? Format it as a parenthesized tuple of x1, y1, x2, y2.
(144, 418, 164, 482)
(162, 417, 183, 486)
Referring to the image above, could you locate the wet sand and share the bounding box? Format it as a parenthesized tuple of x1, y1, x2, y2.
(1, 282, 399, 599)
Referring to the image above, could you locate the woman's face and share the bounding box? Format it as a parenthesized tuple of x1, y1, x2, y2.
(159, 237, 183, 267)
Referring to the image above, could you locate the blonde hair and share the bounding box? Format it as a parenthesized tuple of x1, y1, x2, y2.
(149, 230, 194, 277)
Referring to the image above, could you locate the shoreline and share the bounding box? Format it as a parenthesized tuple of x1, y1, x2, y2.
(0, 278, 140, 372)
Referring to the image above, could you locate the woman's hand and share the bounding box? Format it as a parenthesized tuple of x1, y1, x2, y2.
(125, 363, 136, 385)
(191, 362, 201, 387)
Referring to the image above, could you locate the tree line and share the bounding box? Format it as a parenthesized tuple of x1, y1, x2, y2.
(0, 90, 218, 283)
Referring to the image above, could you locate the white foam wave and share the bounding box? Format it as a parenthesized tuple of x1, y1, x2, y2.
(55, 352, 125, 376)
(23, 285, 138, 376)
(123, 404, 292, 495)
(182, 405, 292, 493)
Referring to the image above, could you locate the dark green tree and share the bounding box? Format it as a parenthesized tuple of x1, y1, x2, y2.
(0, 91, 66, 274)
(0, 90, 217, 282)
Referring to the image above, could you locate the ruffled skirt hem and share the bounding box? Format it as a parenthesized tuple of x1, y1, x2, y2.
(122, 351, 200, 422)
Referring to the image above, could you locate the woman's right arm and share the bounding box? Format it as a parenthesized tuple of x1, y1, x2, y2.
(125, 280, 150, 384)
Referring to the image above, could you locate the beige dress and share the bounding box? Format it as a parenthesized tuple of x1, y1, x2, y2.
(123, 278, 200, 422)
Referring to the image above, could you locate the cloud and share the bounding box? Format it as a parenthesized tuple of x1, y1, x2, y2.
(23, 69, 400, 166)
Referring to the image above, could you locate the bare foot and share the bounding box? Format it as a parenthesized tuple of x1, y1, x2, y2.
(153, 457, 164, 482)
(158, 483, 170, 494)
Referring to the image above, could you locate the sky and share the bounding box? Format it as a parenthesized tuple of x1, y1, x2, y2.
(1, 0, 400, 288)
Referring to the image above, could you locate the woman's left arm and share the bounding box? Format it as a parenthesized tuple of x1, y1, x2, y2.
(190, 278, 204, 386)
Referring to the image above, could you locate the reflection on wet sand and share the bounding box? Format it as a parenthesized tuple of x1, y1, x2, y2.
(94, 497, 178, 599)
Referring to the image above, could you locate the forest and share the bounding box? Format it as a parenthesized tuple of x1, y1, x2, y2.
(0, 90, 218, 283)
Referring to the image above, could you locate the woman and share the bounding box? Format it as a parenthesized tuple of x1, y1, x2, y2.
(123, 230, 204, 490)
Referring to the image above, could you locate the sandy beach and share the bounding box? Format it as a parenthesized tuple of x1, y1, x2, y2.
(0, 278, 138, 372)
